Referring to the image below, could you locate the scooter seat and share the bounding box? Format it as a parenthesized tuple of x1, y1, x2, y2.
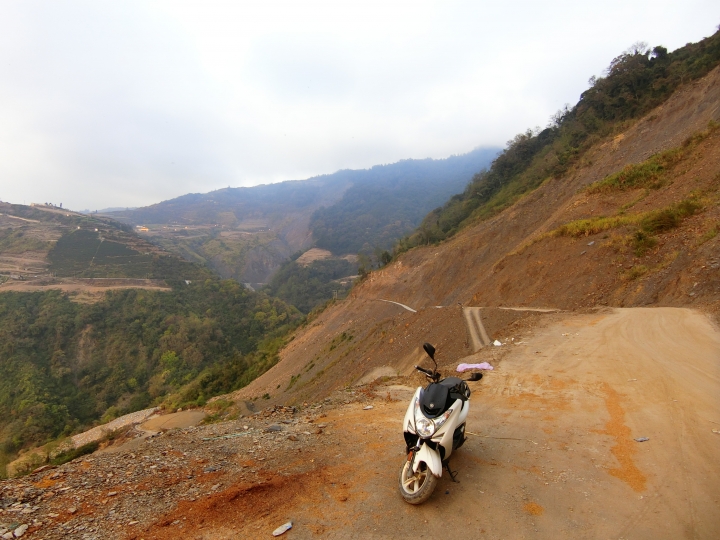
(439, 377, 463, 388)
(440, 377, 470, 402)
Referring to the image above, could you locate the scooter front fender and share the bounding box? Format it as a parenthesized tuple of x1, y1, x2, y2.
(413, 442, 442, 478)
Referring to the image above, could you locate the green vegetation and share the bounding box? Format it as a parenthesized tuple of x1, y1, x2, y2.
(262, 258, 356, 313)
(624, 265, 649, 281)
(48, 228, 210, 280)
(50, 442, 99, 467)
(0, 228, 52, 253)
(546, 195, 703, 257)
(398, 31, 720, 251)
(151, 227, 286, 284)
(553, 215, 642, 237)
(551, 197, 701, 238)
(201, 399, 237, 424)
(309, 148, 498, 255)
(631, 231, 658, 257)
(638, 198, 702, 234)
(0, 280, 301, 476)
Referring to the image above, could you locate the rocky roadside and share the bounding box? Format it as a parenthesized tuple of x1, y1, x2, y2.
(0, 389, 372, 540)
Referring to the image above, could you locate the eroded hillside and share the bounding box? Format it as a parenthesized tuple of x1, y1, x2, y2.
(234, 65, 720, 407)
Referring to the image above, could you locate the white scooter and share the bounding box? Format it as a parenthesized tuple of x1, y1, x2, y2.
(399, 343, 482, 504)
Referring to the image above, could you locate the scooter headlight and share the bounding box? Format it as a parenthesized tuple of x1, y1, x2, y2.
(415, 417, 434, 438)
(413, 407, 454, 439)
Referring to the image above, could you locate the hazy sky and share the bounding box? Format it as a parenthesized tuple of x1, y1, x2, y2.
(0, 1, 717, 211)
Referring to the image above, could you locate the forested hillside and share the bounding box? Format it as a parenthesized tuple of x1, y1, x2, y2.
(0, 281, 301, 475)
(308, 148, 498, 254)
(263, 256, 356, 313)
(399, 32, 720, 251)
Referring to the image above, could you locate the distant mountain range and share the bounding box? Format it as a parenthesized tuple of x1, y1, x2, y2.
(108, 147, 500, 283)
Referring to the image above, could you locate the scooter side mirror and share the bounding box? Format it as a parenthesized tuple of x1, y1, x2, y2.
(467, 372, 483, 382)
(422, 343, 435, 360)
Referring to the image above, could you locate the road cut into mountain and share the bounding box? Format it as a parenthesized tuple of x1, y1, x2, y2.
(135, 306, 720, 540)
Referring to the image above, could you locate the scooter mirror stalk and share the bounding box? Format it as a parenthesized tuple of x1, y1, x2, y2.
(422, 343, 438, 372)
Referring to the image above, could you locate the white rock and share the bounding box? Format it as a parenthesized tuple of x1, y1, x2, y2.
(493, 340, 502, 346)
(272, 521, 292, 536)
(13, 524, 29, 538)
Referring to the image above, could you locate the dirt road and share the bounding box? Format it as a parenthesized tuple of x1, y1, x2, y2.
(131, 307, 719, 539)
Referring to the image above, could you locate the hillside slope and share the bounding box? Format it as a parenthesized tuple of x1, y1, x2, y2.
(0, 203, 209, 289)
(0, 204, 303, 475)
(233, 64, 720, 407)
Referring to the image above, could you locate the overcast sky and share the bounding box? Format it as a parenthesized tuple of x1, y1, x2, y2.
(0, 1, 717, 211)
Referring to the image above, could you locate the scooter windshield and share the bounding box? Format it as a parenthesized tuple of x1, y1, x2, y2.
(419, 384, 449, 418)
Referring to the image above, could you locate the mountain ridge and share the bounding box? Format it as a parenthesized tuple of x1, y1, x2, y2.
(107, 147, 499, 284)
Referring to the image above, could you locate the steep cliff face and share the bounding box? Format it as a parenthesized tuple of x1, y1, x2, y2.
(233, 66, 720, 406)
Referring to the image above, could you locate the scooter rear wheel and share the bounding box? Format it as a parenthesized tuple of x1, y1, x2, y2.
(398, 458, 438, 504)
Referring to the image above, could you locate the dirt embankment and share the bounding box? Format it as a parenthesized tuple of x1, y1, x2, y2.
(0, 278, 171, 302)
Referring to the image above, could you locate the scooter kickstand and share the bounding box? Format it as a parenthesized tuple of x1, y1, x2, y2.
(445, 461, 459, 483)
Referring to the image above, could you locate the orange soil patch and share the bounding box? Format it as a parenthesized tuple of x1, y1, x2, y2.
(524, 502, 545, 515)
(33, 477, 59, 489)
(598, 383, 647, 492)
(507, 392, 569, 412)
(529, 374, 573, 391)
(133, 463, 362, 540)
(510, 464, 545, 478)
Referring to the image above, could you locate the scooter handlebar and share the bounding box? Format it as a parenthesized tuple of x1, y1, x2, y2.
(414, 365, 434, 376)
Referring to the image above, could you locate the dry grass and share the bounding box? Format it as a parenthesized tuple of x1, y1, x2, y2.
(586, 121, 718, 194)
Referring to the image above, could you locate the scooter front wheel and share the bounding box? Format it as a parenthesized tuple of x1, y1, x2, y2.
(398, 458, 438, 504)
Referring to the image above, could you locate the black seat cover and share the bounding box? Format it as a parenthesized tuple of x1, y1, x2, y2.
(441, 376, 470, 403)
(440, 377, 463, 388)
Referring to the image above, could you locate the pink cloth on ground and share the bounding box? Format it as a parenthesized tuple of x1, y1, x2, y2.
(456, 362, 493, 372)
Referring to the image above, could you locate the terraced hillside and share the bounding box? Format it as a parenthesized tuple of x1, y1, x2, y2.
(0, 203, 210, 299)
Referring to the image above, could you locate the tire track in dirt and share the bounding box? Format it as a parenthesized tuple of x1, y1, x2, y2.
(463, 307, 490, 351)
